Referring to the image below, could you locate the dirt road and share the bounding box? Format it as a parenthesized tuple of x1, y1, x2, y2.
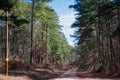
(52, 68, 120, 80)
(0, 68, 120, 80)
(53, 68, 77, 80)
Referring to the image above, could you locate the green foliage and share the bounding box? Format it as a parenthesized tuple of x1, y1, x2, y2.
(0, 0, 72, 67)
(0, 0, 19, 10)
(70, 0, 120, 76)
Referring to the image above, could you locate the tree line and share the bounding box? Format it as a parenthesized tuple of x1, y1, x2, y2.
(70, 0, 120, 76)
(0, 0, 73, 69)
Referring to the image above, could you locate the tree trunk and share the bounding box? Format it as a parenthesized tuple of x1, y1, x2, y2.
(5, 9, 9, 76)
(30, 0, 34, 64)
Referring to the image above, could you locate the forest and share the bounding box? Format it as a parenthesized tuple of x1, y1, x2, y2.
(70, 0, 120, 77)
(0, 0, 73, 76)
(0, 0, 120, 80)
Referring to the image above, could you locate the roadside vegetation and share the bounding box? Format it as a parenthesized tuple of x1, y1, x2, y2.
(70, 0, 120, 77)
(0, 0, 120, 79)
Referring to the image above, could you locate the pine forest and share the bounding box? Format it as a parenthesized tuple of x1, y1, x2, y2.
(0, 0, 120, 80)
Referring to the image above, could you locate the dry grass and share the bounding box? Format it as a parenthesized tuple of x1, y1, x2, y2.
(0, 69, 65, 80)
(0, 74, 32, 80)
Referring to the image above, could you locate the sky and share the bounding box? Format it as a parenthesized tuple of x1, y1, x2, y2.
(48, 0, 76, 46)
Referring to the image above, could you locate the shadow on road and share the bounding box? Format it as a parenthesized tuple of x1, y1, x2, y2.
(0, 69, 64, 80)
(0, 68, 120, 80)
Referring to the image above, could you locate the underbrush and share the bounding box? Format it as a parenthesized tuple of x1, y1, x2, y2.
(9, 56, 37, 70)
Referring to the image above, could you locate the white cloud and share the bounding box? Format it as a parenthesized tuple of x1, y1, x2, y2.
(59, 13, 75, 26)
(59, 13, 76, 46)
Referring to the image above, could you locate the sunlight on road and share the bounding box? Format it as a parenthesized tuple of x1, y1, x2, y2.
(51, 68, 120, 80)
(52, 68, 78, 80)
(54, 78, 77, 80)
(54, 78, 120, 80)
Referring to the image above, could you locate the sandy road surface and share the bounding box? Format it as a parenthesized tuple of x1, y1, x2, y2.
(52, 68, 120, 80)
(0, 68, 120, 80)
(52, 68, 77, 80)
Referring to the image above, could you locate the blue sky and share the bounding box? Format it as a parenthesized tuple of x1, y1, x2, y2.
(48, 0, 76, 46)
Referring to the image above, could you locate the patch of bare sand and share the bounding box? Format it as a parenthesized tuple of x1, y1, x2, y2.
(51, 68, 120, 80)
(77, 78, 120, 80)
(0, 74, 32, 80)
(0, 69, 65, 80)
(76, 70, 120, 80)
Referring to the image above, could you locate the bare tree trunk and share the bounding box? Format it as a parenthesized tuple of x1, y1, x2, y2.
(30, 0, 34, 64)
(117, 3, 120, 46)
(95, 21, 100, 63)
(1, 29, 5, 61)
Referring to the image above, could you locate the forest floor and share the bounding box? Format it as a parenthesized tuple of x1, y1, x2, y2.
(0, 68, 65, 80)
(52, 68, 120, 80)
(0, 68, 120, 80)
